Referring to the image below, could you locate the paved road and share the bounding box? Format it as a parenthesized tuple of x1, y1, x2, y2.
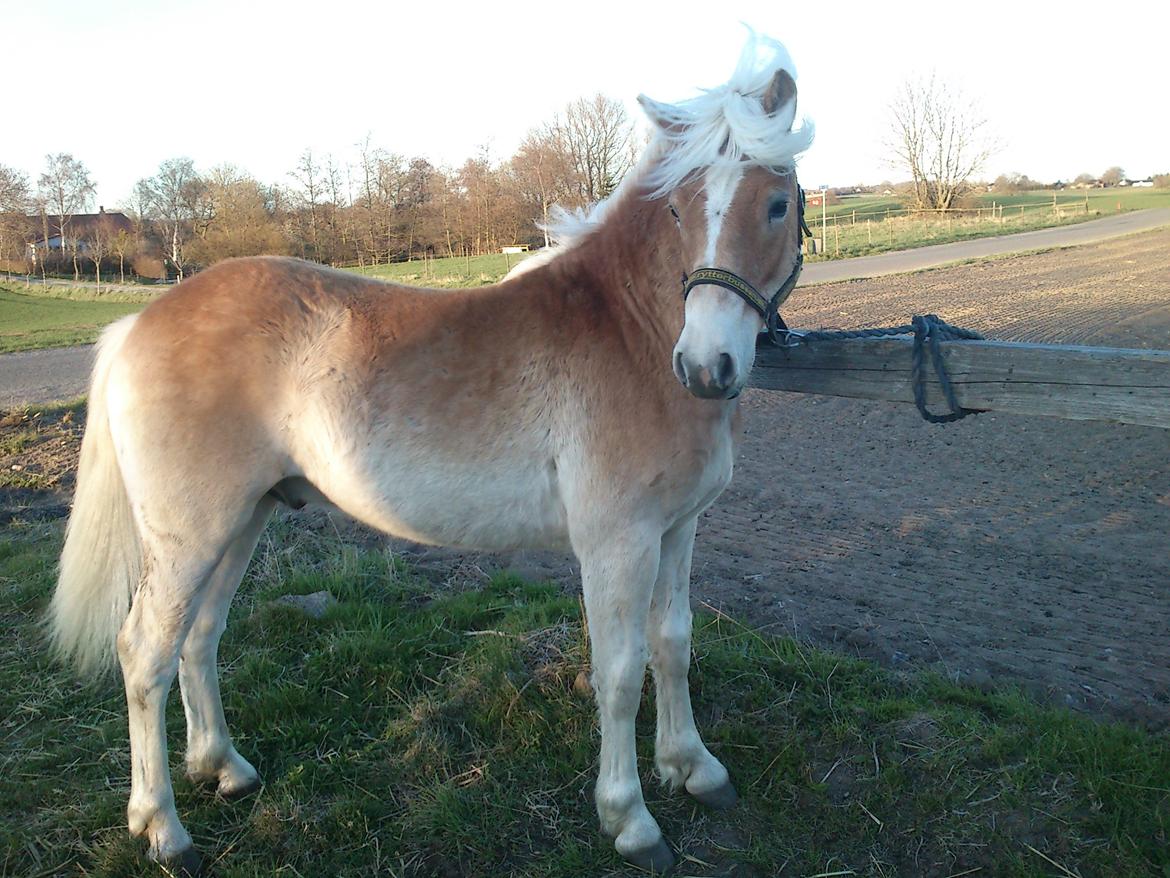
(0, 344, 95, 408)
(3, 208, 1168, 409)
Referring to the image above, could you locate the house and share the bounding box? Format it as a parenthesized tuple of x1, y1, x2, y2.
(27, 207, 133, 253)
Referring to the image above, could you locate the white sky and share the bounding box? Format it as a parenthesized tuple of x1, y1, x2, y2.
(6, 0, 1169, 207)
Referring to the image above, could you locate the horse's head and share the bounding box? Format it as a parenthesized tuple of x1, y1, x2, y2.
(638, 33, 813, 400)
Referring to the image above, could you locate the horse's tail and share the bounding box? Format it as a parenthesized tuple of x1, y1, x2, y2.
(49, 314, 143, 675)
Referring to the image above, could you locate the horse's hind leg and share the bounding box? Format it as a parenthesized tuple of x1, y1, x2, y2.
(649, 517, 735, 808)
(117, 541, 223, 872)
(180, 496, 275, 799)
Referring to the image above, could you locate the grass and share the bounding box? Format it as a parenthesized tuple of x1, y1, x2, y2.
(0, 284, 153, 354)
(347, 252, 533, 288)
(0, 256, 527, 355)
(0, 516, 1167, 877)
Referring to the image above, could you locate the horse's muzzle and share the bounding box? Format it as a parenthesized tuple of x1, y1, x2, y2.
(673, 349, 742, 399)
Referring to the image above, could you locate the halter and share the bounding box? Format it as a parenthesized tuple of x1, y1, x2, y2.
(678, 186, 812, 346)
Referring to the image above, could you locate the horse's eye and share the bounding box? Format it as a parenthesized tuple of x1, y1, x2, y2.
(768, 199, 789, 222)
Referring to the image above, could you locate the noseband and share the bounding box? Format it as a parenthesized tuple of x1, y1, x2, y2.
(679, 186, 812, 346)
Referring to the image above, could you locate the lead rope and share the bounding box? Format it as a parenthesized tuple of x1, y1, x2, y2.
(769, 315, 985, 423)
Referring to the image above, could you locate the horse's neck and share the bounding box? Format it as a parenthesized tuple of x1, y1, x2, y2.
(567, 190, 684, 359)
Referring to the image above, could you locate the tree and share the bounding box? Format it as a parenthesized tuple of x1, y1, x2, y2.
(186, 167, 288, 264)
(134, 158, 206, 278)
(1073, 172, 1096, 187)
(511, 128, 576, 246)
(110, 228, 135, 284)
(1153, 173, 1170, 189)
(556, 94, 634, 203)
(289, 149, 325, 260)
(38, 153, 95, 279)
(993, 172, 1040, 193)
(1101, 166, 1125, 187)
(887, 75, 996, 210)
(0, 164, 31, 270)
(84, 220, 108, 288)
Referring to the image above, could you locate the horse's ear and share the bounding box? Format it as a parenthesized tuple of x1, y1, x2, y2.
(762, 69, 797, 124)
(638, 94, 682, 132)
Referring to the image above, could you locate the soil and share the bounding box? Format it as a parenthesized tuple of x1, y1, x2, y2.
(3, 228, 1168, 729)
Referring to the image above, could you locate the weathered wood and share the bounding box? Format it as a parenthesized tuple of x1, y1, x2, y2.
(750, 336, 1170, 429)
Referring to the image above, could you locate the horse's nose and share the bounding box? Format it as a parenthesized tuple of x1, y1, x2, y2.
(673, 350, 739, 399)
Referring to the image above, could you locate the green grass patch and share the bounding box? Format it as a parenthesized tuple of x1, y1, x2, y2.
(0, 284, 151, 354)
(1, 519, 1167, 876)
(347, 252, 532, 289)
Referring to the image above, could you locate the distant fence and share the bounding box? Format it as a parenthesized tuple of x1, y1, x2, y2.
(0, 270, 174, 292)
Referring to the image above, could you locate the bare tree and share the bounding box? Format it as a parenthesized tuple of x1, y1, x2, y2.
(888, 75, 995, 210)
(1101, 166, 1125, 187)
(110, 228, 134, 284)
(555, 94, 634, 203)
(511, 129, 576, 246)
(84, 219, 108, 289)
(290, 149, 324, 260)
(38, 153, 95, 279)
(0, 164, 31, 271)
(135, 158, 205, 278)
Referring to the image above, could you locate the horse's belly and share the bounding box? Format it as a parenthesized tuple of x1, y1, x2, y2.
(313, 446, 569, 552)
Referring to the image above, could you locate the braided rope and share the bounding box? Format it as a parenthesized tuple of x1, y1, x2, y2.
(768, 315, 985, 424)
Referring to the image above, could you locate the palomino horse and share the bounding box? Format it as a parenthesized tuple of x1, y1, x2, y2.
(51, 32, 813, 873)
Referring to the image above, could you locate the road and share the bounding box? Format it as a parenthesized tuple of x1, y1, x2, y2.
(2, 208, 1168, 409)
(799, 206, 1170, 284)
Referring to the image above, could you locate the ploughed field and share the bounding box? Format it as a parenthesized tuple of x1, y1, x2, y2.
(388, 227, 1170, 728)
(711, 227, 1170, 727)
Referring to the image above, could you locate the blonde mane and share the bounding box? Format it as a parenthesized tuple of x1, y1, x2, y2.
(525, 29, 813, 268)
(639, 29, 814, 199)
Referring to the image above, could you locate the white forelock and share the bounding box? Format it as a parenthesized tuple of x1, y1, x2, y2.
(519, 29, 813, 271)
(639, 28, 814, 199)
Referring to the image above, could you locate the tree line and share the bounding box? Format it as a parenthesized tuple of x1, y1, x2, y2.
(0, 94, 636, 281)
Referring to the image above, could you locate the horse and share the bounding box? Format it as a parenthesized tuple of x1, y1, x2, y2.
(50, 31, 813, 874)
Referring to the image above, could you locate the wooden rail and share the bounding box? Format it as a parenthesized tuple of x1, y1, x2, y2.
(750, 336, 1170, 429)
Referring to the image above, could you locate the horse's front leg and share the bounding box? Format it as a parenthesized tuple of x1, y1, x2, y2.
(578, 524, 675, 872)
(649, 517, 737, 808)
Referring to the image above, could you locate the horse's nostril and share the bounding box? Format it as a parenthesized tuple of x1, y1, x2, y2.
(715, 352, 736, 388)
(673, 350, 689, 386)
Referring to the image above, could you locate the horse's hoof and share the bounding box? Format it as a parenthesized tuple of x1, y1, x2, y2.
(623, 837, 676, 873)
(218, 773, 262, 802)
(158, 845, 204, 877)
(689, 779, 738, 810)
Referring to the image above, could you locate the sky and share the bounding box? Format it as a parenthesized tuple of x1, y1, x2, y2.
(6, 0, 1169, 207)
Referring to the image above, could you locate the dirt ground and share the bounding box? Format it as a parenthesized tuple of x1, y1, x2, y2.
(3, 228, 1168, 729)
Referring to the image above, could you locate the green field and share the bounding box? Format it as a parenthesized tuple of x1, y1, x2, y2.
(0, 284, 154, 354)
(823, 187, 1170, 221)
(1, 512, 1167, 876)
(347, 252, 533, 288)
(0, 257, 532, 355)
